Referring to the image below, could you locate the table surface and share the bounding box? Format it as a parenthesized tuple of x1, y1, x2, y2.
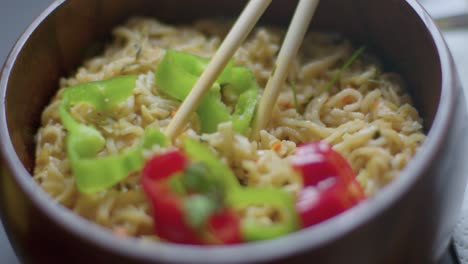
(0, 0, 467, 263)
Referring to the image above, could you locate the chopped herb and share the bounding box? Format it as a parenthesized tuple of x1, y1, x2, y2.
(368, 79, 381, 84)
(120, 63, 138, 74)
(373, 130, 381, 139)
(120, 44, 143, 74)
(182, 162, 225, 207)
(183, 163, 211, 192)
(168, 174, 186, 195)
(290, 80, 300, 114)
(324, 46, 366, 93)
(182, 163, 227, 229)
(184, 194, 217, 229)
(303, 95, 314, 108)
(135, 44, 142, 60)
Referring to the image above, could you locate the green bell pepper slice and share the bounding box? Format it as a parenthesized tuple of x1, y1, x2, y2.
(59, 76, 168, 193)
(229, 187, 299, 241)
(183, 139, 299, 241)
(155, 50, 259, 134)
(183, 138, 241, 191)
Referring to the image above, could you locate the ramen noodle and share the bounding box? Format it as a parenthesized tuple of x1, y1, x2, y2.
(33, 17, 425, 239)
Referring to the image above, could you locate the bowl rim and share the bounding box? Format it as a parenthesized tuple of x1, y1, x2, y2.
(0, 0, 456, 263)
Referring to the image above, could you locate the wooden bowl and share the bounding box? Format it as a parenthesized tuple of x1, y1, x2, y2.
(0, 0, 467, 263)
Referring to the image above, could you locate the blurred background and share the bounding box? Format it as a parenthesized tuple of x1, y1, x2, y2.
(1, 0, 468, 263)
(422, 0, 468, 100)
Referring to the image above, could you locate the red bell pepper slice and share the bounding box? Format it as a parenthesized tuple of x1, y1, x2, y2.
(207, 210, 242, 244)
(142, 150, 188, 182)
(141, 150, 241, 245)
(292, 141, 366, 228)
(291, 141, 355, 187)
(145, 180, 203, 244)
(296, 178, 365, 227)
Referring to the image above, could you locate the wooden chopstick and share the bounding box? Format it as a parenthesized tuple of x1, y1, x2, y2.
(165, 0, 272, 140)
(251, 0, 320, 139)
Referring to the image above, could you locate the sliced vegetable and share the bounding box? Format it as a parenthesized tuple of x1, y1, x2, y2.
(296, 178, 365, 227)
(183, 138, 241, 191)
(185, 194, 218, 229)
(230, 187, 299, 242)
(142, 140, 299, 244)
(141, 150, 241, 245)
(144, 180, 202, 244)
(291, 141, 355, 187)
(183, 163, 220, 194)
(142, 153, 203, 244)
(183, 139, 299, 241)
(143, 150, 188, 182)
(292, 141, 366, 228)
(59, 76, 169, 193)
(207, 210, 242, 244)
(155, 50, 259, 133)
